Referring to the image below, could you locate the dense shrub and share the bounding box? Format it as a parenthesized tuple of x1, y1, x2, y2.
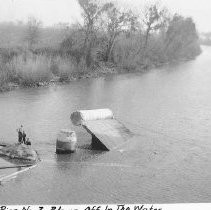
(165, 15, 201, 60)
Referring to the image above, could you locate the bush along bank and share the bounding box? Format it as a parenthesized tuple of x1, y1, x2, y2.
(0, 47, 201, 92)
(0, 53, 120, 92)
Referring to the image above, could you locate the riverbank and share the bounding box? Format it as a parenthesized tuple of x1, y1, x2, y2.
(0, 57, 193, 93)
(0, 63, 116, 92)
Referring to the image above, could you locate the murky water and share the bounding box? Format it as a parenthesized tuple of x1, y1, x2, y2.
(0, 46, 211, 204)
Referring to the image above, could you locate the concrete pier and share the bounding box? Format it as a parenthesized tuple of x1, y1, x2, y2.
(56, 129, 77, 154)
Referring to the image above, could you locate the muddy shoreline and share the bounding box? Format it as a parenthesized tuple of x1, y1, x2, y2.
(0, 65, 139, 92)
(0, 60, 181, 93)
(0, 54, 196, 93)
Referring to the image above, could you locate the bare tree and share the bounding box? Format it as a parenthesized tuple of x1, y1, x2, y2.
(103, 5, 138, 62)
(136, 2, 167, 55)
(77, 0, 112, 67)
(25, 17, 42, 49)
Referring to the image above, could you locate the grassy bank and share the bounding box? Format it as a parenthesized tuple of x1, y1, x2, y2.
(0, 50, 197, 93)
(0, 52, 119, 92)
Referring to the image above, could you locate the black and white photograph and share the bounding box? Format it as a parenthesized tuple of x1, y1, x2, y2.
(0, 0, 210, 207)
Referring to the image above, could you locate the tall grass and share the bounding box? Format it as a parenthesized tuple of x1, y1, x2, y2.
(0, 64, 8, 91)
(0, 60, 18, 91)
(11, 54, 52, 86)
(0, 52, 78, 89)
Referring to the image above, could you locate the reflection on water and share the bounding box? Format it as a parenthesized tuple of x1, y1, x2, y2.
(0, 46, 211, 204)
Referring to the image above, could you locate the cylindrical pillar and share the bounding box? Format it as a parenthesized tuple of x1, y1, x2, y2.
(56, 129, 77, 154)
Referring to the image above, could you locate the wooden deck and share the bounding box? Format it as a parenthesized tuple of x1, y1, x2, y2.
(83, 119, 134, 150)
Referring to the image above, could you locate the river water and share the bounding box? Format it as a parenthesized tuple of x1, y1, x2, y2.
(0, 46, 211, 204)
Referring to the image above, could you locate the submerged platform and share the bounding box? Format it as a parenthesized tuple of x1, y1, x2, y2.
(83, 119, 134, 150)
(71, 109, 134, 151)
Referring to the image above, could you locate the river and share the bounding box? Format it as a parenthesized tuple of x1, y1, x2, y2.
(0, 46, 211, 204)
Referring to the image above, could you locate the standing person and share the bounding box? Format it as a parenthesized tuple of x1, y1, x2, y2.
(22, 131, 26, 144)
(16, 125, 23, 144)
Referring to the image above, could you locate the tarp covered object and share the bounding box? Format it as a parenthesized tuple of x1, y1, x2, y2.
(70, 109, 114, 126)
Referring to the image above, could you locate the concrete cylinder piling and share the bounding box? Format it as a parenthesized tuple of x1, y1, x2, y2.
(70, 108, 114, 126)
(56, 129, 77, 154)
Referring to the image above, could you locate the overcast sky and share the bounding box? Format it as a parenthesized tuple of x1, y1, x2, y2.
(0, 0, 210, 32)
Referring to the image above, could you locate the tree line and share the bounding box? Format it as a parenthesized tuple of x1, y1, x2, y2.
(0, 0, 201, 90)
(58, 0, 201, 70)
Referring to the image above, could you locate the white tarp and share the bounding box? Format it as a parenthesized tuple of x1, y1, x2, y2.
(70, 109, 114, 126)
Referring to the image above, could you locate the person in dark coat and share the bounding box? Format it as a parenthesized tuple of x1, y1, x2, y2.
(22, 131, 26, 144)
(17, 125, 23, 143)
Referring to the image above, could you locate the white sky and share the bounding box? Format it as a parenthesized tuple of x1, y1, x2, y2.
(0, 0, 210, 32)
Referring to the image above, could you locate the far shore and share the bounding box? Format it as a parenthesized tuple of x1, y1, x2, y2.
(0, 57, 195, 93)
